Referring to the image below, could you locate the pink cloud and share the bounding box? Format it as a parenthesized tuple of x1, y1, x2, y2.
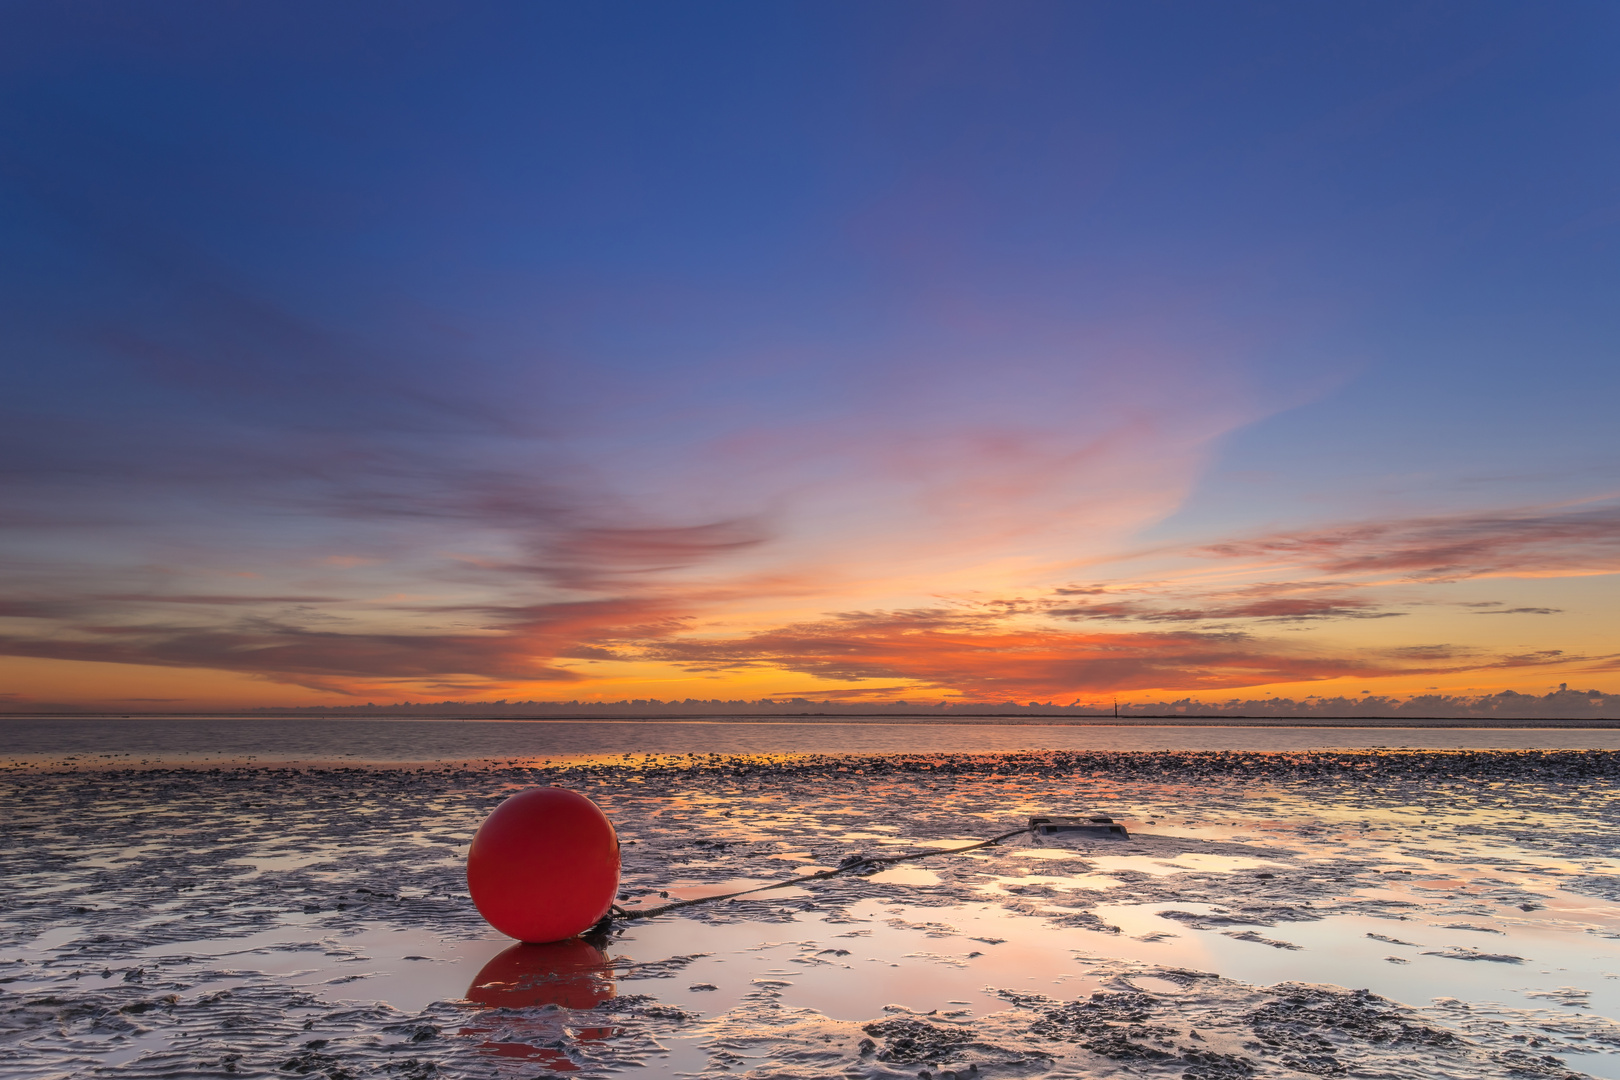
(1199, 503, 1620, 580)
(638, 608, 1499, 698)
(0, 597, 683, 692)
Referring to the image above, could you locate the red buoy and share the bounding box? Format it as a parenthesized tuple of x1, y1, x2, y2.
(466, 787, 621, 943)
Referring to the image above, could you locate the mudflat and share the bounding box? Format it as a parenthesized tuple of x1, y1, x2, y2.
(5, 750, 1620, 1079)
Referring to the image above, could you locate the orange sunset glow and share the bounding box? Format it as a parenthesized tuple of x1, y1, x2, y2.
(2, 3, 1617, 717)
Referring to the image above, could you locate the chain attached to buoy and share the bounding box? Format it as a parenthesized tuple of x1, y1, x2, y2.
(607, 826, 1033, 922)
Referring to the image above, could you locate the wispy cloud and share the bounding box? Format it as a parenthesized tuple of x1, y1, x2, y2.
(0, 597, 681, 694)
(8, 491, 1611, 701)
(95, 594, 346, 606)
(1199, 503, 1620, 581)
(1047, 595, 1400, 623)
(637, 608, 1494, 698)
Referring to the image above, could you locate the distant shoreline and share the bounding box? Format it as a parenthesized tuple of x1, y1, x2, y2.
(5, 712, 1620, 728)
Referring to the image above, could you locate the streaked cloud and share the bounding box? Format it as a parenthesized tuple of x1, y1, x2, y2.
(3, 494, 1614, 702)
(1199, 504, 1620, 581)
(0, 597, 681, 694)
(637, 608, 1511, 699)
(1046, 595, 1400, 623)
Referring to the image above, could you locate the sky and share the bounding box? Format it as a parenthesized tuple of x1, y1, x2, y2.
(3, 0, 1619, 711)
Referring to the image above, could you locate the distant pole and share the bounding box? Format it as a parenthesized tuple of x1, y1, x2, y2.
(1113, 698, 1118, 718)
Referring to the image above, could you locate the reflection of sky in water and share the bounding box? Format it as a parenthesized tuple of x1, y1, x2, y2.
(601, 889, 1620, 1025)
(88, 846, 1620, 1075)
(12, 716, 1620, 768)
(130, 922, 509, 1014)
(560, 880, 1620, 1078)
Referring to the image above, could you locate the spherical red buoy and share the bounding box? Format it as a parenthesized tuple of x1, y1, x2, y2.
(466, 787, 620, 943)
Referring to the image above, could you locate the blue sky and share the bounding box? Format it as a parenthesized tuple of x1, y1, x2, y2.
(2, 1, 1618, 707)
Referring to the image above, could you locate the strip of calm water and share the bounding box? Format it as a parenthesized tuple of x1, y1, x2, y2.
(6, 715, 1620, 768)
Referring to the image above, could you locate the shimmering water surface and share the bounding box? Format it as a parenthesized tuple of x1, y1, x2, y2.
(6, 715, 1620, 768)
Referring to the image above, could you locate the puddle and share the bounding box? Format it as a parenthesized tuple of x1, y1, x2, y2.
(865, 866, 942, 886)
(1084, 853, 1290, 876)
(24, 926, 82, 951)
(131, 921, 513, 1012)
(224, 853, 343, 875)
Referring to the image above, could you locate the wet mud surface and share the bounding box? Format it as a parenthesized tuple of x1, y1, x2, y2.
(5, 749, 1620, 1078)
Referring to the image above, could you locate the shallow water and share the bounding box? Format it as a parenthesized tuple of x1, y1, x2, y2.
(7, 715, 1620, 770)
(6, 750, 1620, 1078)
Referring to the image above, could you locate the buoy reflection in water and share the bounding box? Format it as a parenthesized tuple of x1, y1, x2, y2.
(461, 939, 617, 1069)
